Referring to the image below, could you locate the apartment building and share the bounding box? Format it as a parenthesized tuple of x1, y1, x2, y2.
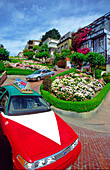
(43, 38, 59, 58)
(25, 40, 41, 51)
(57, 32, 72, 54)
(80, 12, 110, 65)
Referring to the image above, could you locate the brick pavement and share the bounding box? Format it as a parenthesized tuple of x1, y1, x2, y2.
(70, 124, 110, 170)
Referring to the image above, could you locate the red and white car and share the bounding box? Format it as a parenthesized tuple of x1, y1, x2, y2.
(0, 79, 81, 169)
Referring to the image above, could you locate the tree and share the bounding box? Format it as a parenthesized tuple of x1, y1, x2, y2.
(33, 45, 39, 51)
(40, 28, 61, 45)
(36, 43, 50, 62)
(39, 43, 49, 53)
(0, 48, 10, 60)
(24, 51, 35, 60)
(53, 52, 61, 64)
(69, 52, 86, 69)
(61, 49, 71, 60)
(86, 52, 106, 78)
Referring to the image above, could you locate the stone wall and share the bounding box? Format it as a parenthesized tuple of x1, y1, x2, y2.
(0, 71, 7, 86)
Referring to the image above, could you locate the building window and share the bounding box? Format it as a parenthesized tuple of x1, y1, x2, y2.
(61, 46, 63, 51)
(58, 48, 60, 53)
(99, 37, 104, 47)
(65, 43, 68, 49)
(108, 38, 110, 45)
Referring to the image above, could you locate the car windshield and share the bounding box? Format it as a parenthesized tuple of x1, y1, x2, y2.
(34, 70, 42, 74)
(8, 95, 51, 116)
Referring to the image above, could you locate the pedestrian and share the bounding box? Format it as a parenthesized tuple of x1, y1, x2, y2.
(71, 63, 74, 69)
(54, 64, 57, 71)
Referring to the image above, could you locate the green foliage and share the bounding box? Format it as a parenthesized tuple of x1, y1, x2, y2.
(23, 49, 29, 54)
(40, 70, 110, 113)
(86, 52, 105, 67)
(6, 68, 34, 75)
(43, 75, 52, 91)
(39, 43, 49, 52)
(42, 51, 50, 58)
(0, 48, 10, 60)
(86, 52, 105, 78)
(61, 49, 71, 59)
(40, 28, 61, 45)
(57, 60, 66, 68)
(33, 45, 39, 51)
(103, 73, 110, 83)
(0, 61, 4, 73)
(95, 69, 102, 79)
(37, 43, 50, 60)
(53, 53, 61, 64)
(69, 52, 86, 68)
(25, 51, 35, 60)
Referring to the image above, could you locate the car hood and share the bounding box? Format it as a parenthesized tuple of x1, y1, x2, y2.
(3, 111, 77, 161)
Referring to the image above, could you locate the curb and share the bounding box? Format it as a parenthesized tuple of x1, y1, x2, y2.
(51, 98, 104, 119)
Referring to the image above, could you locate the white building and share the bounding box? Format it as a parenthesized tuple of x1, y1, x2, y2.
(43, 38, 59, 58)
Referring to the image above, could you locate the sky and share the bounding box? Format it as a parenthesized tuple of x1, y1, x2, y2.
(0, 0, 110, 56)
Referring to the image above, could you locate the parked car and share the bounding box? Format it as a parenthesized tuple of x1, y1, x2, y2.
(0, 78, 81, 170)
(26, 69, 55, 81)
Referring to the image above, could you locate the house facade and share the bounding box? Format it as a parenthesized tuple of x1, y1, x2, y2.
(43, 38, 59, 58)
(80, 12, 110, 65)
(57, 32, 72, 54)
(25, 40, 41, 51)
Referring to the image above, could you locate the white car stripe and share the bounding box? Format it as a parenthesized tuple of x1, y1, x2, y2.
(2, 111, 61, 145)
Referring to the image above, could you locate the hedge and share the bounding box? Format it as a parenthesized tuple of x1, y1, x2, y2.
(5, 68, 34, 75)
(40, 69, 110, 113)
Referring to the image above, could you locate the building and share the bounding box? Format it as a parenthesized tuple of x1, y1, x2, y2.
(43, 38, 59, 58)
(80, 12, 110, 65)
(25, 40, 41, 51)
(57, 32, 72, 54)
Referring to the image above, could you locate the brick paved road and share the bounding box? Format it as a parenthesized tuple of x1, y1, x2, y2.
(70, 124, 110, 170)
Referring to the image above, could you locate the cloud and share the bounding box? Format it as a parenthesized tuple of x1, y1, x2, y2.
(49, 13, 101, 36)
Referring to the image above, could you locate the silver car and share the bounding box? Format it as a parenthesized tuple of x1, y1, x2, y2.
(26, 69, 55, 81)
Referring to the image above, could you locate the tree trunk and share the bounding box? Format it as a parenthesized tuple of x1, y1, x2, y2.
(93, 68, 95, 78)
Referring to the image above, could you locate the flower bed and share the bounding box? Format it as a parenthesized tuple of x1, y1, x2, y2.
(3, 60, 48, 70)
(51, 72, 106, 102)
(40, 69, 110, 112)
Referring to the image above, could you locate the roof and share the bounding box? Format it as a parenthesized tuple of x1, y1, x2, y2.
(3, 85, 40, 96)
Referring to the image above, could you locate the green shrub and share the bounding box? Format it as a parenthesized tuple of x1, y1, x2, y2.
(43, 75, 52, 91)
(0, 61, 4, 73)
(95, 69, 102, 79)
(5, 68, 34, 75)
(103, 76, 110, 83)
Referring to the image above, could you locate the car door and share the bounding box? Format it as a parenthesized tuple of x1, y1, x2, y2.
(41, 70, 47, 78)
(0, 89, 9, 135)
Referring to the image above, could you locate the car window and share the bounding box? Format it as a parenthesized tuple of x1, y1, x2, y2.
(8, 95, 51, 116)
(0, 91, 9, 107)
(47, 70, 51, 72)
(0, 87, 6, 98)
(34, 70, 41, 74)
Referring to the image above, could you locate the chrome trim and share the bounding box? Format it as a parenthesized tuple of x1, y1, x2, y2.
(34, 138, 79, 169)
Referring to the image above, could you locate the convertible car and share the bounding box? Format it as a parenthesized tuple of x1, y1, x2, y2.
(0, 78, 81, 170)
